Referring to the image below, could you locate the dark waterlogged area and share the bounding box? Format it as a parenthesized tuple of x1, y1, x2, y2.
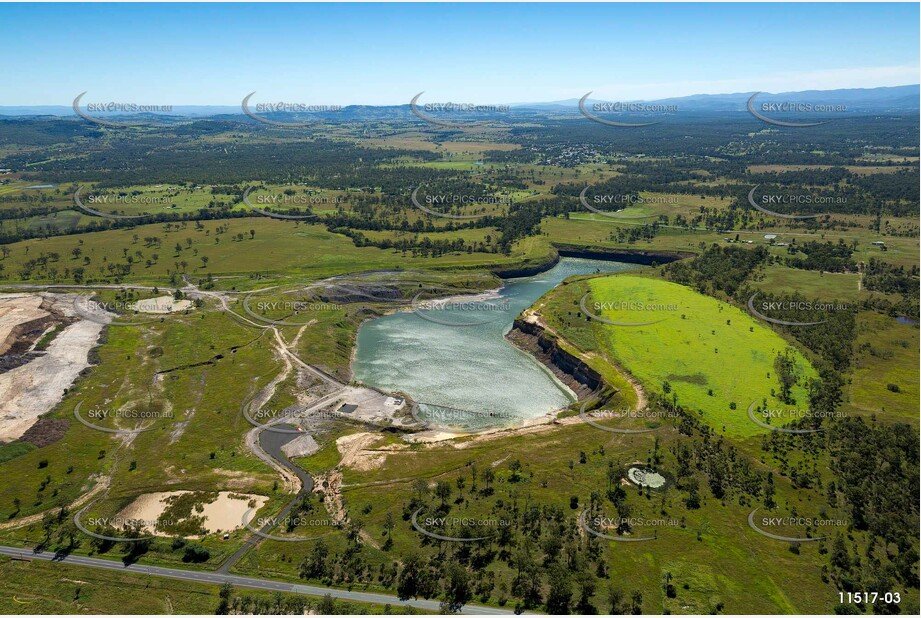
(258, 424, 313, 490)
(353, 257, 642, 427)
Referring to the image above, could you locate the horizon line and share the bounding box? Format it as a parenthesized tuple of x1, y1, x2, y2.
(1, 83, 919, 110)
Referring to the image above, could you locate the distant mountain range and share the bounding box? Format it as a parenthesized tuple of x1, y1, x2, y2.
(1, 85, 917, 117)
(0, 105, 242, 117)
(517, 85, 920, 112)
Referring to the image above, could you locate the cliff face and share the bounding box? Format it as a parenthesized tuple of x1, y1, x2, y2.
(507, 317, 602, 399)
(491, 252, 560, 279)
(492, 243, 693, 281)
(555, 244, 694, 265)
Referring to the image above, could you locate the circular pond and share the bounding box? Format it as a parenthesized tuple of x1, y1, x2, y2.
(627, 467, 667, 488)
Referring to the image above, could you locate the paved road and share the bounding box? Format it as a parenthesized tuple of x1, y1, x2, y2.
(218, 420, 318, 574)
(0, 545, 512, 615)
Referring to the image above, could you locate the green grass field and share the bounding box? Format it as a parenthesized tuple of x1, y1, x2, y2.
(584, 275, 816, 437)
(752, 265, 864, 303)
(846, 313, 920, 425)
(0, 218, 554, 286)
(0, 555, 222, 614)
(0, 554, 421, 614)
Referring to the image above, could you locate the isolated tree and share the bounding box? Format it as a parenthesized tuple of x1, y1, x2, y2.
(412, 478, 429, 501)
(508, 459, 522, 482)
(481, 467, 495, 493)
(630, 590, 643, 614)
(434, 480, 452, 506)
(607, 585, 627, 614)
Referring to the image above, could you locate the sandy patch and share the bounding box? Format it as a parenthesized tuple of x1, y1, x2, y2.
(404, 410, 584, 448)
(211, 469, 261, 489)
(627, 467, 666, 488)
(336, 432, 385, 471)
(117, 490, 268, 536)
(132, 296, 192, 314)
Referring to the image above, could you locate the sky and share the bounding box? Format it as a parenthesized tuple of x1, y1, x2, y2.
(0, 2, 918, 106)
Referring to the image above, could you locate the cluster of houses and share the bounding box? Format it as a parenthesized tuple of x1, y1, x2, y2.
(724, 234, 888, 252)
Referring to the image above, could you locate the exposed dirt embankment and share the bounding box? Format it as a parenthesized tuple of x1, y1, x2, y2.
(491, 252, 560, 279)
(554, 243, 694, 265)
(491, 243, 693, 281)
(0, 295, 55, 356)
(0, 293, 104, 442)
(506, 317, 601, 399)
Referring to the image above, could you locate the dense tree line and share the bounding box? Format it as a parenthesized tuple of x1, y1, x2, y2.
(863, 258, 920, 295)
(664, 244, 769, 296)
